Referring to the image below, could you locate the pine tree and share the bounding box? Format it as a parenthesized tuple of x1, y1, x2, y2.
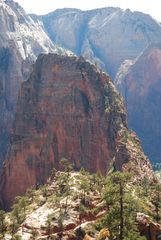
(0, 210, 6, 237)
(57, 171, 69, 195)
(26, 188, 35, 203)
(30, 229, 39, 239)
(60, 158, 73, 176)
(15, 196, 28, 220)
(79, 177, 90, 205)
(141, 176, 150, 196)
(90, 172, 105, 194)
(103, 172, 146, 240)
(11, 204, 22, 225)
(46, 214, 53, 238)
(10, 220, 19, 239)
(41, 184, 48, 201)
(50, 168, 57, 180)
(12, 234, 22, 240)
(63, 180, 72, 215)
(150, 183, 161, 223)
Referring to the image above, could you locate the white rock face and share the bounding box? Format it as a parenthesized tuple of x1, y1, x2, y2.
(36, 7, 161, 78)
(0, 0, 60, 60)
(0, 0, 70, 165)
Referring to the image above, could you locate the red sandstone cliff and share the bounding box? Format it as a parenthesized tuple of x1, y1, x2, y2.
(0, 54, 154, 208)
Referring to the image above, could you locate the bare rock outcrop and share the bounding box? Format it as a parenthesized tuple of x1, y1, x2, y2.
(0, 54, 154, 208)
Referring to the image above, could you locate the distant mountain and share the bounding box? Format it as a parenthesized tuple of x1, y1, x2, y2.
(0, 0, 67, 165)
(115, 42, 161, 164)
(31, 7, 161, 164)
(32, 7, 161, 78)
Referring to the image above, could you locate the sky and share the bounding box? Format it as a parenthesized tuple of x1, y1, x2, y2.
(16, 0, 161, 22)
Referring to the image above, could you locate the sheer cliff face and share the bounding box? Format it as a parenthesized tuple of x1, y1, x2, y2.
(0, 0, 62, 165)
(35, 8, 161, 78)
(115, 43, 161, 164)
(35, 7, 161, 165)
(0, 0, 55, 60)
(0, 54, 154, 208)
(0, 46, 26, 163)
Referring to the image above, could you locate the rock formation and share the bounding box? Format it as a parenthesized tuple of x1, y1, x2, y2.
(0, 54, 154, 208)
(31, 8, 161, 165)
(0, 0, 66, 165)
(137, 213, 161, 240)
(115, 42, 161, 164)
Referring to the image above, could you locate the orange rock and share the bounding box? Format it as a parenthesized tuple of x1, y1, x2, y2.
(83, 234, 95, 240)
(0, 54, 153, 209)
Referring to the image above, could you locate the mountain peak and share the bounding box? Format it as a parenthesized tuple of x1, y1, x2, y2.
(4, 0, 26, 15)
(0, 53, 154, 208)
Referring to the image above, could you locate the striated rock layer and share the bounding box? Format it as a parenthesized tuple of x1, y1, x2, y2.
(0, 0, 69, 166)
(33, 7, 161, 79)
(0, 54, 154, 208)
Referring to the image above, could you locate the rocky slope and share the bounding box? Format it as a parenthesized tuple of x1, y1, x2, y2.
(0, 53, 154, 208)
(115, 42, 161, 164)
(1, 171, 160, 240)
(4, 171, 107, 240)
(0, 0, 67, 165)
(32, 7, 161, 79)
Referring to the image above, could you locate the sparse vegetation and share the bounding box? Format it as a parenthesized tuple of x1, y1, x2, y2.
(150, 183, 161, 223)
(0, 210, 6, 237)
(101, 172, 147, 240)
(30, 229, 39, 239)
(0, 164, 160, 240)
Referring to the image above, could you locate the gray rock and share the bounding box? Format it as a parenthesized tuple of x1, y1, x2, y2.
(35, 7, 161, 78)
